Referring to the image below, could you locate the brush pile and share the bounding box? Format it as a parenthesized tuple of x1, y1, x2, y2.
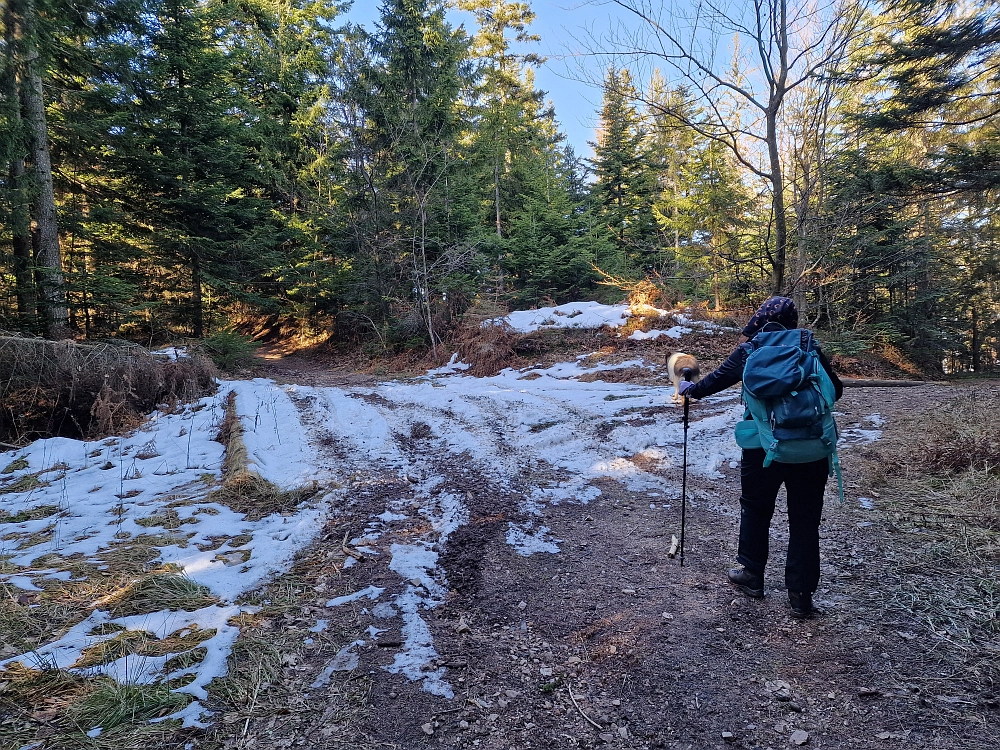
(453, 301, 523, 377)
(0, 334, 216, 444)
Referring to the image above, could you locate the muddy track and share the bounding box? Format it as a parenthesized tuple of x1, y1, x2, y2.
(226, 378, 992, 750)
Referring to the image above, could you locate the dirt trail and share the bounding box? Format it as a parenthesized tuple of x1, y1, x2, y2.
(212, 366, 990, 750)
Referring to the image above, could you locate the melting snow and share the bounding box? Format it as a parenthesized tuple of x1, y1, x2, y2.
(629, 327, 692, 340)
(0, 305, 881, 718)
(0, 381, 330, 727)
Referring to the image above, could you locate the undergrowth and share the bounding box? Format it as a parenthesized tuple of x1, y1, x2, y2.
(194, 330, 260, 371)
(860, 386, 1000, 698)
(0, 334, 217, 444)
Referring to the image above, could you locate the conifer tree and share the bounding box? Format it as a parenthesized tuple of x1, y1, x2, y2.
(590, 67, 654, 278)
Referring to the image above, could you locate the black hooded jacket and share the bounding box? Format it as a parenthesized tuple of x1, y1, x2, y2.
(685, 322, 844, 401)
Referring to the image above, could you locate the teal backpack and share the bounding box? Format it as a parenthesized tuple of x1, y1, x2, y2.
(734, 328, 844, 502)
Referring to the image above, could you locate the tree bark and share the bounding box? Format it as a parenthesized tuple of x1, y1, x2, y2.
(191, 253, 204, 338)
(494, 160, 502, 238)
(3, 1, 37, 329)
(20, 0, 68, 337)
(767, 107, 787, 295)
(971, 305, 981, 373)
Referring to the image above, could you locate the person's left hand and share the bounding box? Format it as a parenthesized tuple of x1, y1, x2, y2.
(678, 380, 696, 397)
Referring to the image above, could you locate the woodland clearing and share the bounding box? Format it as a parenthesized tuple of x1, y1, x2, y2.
(0, 306, 996, 750)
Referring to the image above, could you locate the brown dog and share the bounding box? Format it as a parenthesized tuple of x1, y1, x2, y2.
(666, 352, 701, 403)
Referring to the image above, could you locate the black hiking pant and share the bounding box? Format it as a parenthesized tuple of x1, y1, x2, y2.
(737, 448, 829, 594)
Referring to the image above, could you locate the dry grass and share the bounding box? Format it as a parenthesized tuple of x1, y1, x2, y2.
(453, 300, 523, 377)
(0, 503, 59, 523)
(91, 572, 218, 618)
(206, 475, 321, 523)
(903, 389, 1000, 476)
(0, 663, 193, 748)
(854, 385, 1000, 701)
(0, 334, 217, 444)
(68, 679, 190, 731)
(209, 389, 322, 521)
(204, 551, 378, 749)
(0, 472, 48, 495)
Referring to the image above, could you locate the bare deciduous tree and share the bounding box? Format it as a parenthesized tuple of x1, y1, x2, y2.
(597, 0, 865, 293)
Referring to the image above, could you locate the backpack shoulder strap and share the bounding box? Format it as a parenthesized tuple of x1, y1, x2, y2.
(799, 328, 817, 352)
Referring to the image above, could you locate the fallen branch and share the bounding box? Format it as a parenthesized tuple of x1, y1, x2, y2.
(342, 546, 366, 562)
(567, 682, 602, 731)
(339, 529, 366, 562)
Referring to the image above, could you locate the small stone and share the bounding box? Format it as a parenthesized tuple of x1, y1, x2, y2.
(517, 601, 527, 610)
(721, 731, 735, 742)
(459, 721, 470, 730)
(421, 723, 434, 736)
(766, 680, 793, 701)
(539, 667, 553, 677)
(567, 656, 582, 665)
(599, 733, 614, 743)
(661, 612, 674, 620)
(622, 588, 636, 594)
(788, 701, 804, 713)
(790, 729, 809, 745)
(487, 713, 499, 723)
(611, 699, 621, 706)
(455, 617, 471, 633)
(618, 726, 628, 739)
(505, 689, 520, 699)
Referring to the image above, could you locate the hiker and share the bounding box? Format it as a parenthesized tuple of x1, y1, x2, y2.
(678, 297, 844, 618)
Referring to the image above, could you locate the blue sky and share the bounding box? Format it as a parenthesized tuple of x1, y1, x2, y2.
(344, 1, 628, 158)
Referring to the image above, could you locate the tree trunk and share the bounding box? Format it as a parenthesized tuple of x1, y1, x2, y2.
(4, 0, 38, 329)
(20, 0, 67, 337)
(494, 160, 502, 238)
(9, 158, 36, 326)
(768, 0, 789, 296)
(191, 253, 204, 338)
(767, 111, 787, 295)
(971, 305, 981, 373)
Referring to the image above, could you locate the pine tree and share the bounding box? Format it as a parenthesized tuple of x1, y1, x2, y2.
(105, 0, 288, 338)
(345, 0, 475, 354)
(590, 67, 654, 278)
(460, 0, 542, 240)
(2, 0, 68, 336)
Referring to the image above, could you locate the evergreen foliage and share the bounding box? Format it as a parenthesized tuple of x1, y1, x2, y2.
(0, 0, 997, 372)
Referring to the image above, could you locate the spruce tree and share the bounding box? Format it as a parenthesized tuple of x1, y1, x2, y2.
(590, 67, 654, 279)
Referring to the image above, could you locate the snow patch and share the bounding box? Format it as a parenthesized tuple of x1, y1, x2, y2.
(325, 586, 385, 608)
(497, 302, 632, 333)
(506, 522, 561, 555)
(628, 327, 692, 340)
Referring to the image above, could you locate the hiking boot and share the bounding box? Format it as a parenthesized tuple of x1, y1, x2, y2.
(788, 591, 819, 619)
(727, 567, 764, 599)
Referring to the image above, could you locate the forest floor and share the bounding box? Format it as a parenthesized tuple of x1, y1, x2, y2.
(1, 311, 996, 750)
(224, 360, 994, 750)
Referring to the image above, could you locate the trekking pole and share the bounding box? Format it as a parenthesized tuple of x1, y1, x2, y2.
(679, 368, 693, 567)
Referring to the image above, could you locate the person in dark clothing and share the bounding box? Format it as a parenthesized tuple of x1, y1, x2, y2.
(678, 297, 844, 618)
